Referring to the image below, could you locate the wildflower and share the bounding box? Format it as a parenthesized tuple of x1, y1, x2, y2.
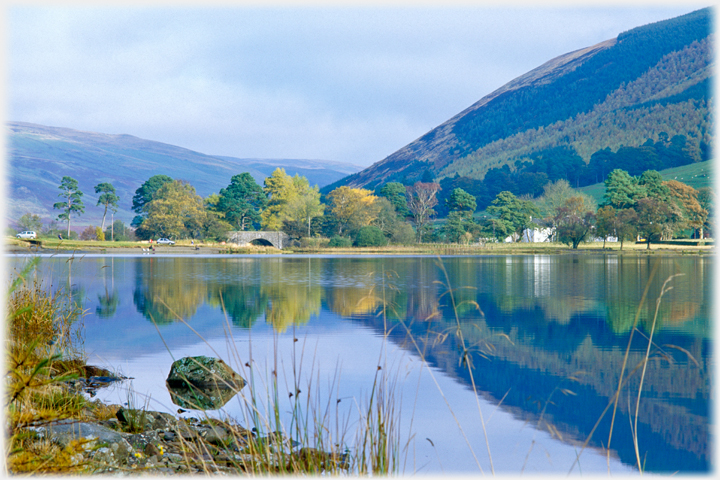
(134, 452, 143, 459)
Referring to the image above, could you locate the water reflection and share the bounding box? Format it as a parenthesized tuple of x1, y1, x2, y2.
(13, 254, 711, 473)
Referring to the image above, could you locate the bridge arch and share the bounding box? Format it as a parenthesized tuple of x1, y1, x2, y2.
(228, 231, 290, 249)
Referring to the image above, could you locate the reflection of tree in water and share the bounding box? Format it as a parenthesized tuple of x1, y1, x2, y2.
(97, 258, 119, 318)
(96, 289, 120, 318)
(206, 260, 267, 329)
(604, 257, 707, 334)
(260, 259, 322, 332)
(133, 259, 208, 324)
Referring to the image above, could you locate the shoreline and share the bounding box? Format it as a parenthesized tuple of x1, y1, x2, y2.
(5, 240, 715, 257)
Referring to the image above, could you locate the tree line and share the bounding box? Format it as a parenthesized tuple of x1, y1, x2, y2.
(12, 163, 713, 249)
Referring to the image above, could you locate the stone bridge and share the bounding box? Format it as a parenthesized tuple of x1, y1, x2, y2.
(228, 231, 290, 249)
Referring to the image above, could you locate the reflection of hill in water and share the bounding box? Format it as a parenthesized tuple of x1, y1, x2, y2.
(353, 290, 710, 473)
(126, 255, 710, 472)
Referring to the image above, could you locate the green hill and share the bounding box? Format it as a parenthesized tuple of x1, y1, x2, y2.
(325, 8, 713, 211)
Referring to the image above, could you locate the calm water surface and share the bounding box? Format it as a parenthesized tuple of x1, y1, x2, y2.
(9, 254, 711, 474)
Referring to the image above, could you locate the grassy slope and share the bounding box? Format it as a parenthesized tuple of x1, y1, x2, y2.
(577, 160, 713, 205)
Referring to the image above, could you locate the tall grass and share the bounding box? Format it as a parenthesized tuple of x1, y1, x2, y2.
(5, 258, 97, 474)
(144, 287, 409, 475)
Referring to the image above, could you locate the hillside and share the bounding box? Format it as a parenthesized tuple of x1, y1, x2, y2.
(326, 8, 713, 207)
(7, 122, 361, 227)
(576, 160, 713, 205)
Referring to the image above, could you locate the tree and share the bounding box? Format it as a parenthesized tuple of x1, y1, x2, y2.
(594, 206, 616, 248)
(697, 187, 714, 238)
(327, 186, 380, 236)
(536, 179, 574, 219)
(446, 188, 477, 213)
(53, 176, 85, 237)
(406, 182, 440, 242)
(139, 180, 207, 239)
(94, 182, 119, 231)
(487, 191, 538, 242)
(261, 168, 294, 230)
(635, 197, 679, 249)
(217, 173, 267, 231)
(443, 188, 477, 243)
(553, 196, 596, 249)
(603, 169, 646, 209)
(379, 182, 411, 218)
(283, 177, 324, 237)
(638, 170, 670, 203)
(665, 180, 707, 238)
(615, 208, 639, 250)
(17, 212, 42, 232)
(132, 175, 173, 226)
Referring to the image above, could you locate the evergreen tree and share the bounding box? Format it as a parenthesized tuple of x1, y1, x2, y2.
(217, 173, 267, 231)
(94, 182, 120, 231)
(53, 176, 85, 237)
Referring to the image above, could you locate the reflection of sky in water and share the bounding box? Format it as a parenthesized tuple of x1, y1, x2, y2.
(7, 253, 710, 474)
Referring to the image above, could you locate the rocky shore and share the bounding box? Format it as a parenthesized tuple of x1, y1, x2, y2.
(20, 356, 348, 475)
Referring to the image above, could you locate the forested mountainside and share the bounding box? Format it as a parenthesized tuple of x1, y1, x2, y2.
(7, 122, 360, 226)
(326, 8, 713, 209)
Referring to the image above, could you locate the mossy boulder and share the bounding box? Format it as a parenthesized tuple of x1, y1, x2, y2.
(166, 356, 245, 390)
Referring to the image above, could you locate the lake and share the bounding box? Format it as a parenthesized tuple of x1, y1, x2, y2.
(8, 253, 711, 474)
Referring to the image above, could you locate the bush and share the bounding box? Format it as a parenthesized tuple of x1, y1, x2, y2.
(390, 222, 416, 245)
(80, 226, 97, 241)
(328, 236, 352, 248)
(354, 226, 387, 247)
(300, 237, 330, 248)
(95, 227, 105, 241)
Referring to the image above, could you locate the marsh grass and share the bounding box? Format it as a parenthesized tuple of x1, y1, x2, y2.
(5, 258, 95, 474)
(142, 290, 409, 475)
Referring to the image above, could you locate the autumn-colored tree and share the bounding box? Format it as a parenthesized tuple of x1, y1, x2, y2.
(665, 179, 708, 236)
(261, 168, 295, 230)
(615, 208, 639, 250)
(327, 186, 380, 236)
(283, 177, 325, 237)
(140, 180, 207, 239)
(553, 196, 596, 249)
(635, 197, 681, 249)
(405, 182, 440, 242)
(131, 174, 173, 227)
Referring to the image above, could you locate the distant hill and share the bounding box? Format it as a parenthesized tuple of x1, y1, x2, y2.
(6, 122, 362, 227)
(326, 8, 713, 208)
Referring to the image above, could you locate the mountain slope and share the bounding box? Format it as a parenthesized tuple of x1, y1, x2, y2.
(327, 7, 713, 193)
(7, 122, 361, 227)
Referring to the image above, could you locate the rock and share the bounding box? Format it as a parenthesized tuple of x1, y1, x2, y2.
(116, 408, 178, 431)
(144, 443, 161, 457)
(34, 420, 129, 449)
(166, 356, 245, 390)
(166, 356, 245, 411)
(167, 383, 240, 410)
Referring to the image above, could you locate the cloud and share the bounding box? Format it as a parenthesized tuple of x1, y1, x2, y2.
(7, 5, 707, 166)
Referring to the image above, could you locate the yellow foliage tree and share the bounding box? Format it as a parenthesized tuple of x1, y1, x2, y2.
(327, 186, 380, 236)
(142, 181, 207, 239)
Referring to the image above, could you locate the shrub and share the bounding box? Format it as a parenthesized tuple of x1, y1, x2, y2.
(95, 227, 105, 241)
(328, 236, 352, 248)
(80, 226, 97, 241)
(354, 226, 387, 247)
(390, 222, 416, 245)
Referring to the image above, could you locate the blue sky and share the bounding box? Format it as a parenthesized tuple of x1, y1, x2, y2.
(7, 4, 708, 167)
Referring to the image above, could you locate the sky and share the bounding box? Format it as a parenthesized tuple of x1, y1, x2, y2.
(6, 3, 709, 168)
